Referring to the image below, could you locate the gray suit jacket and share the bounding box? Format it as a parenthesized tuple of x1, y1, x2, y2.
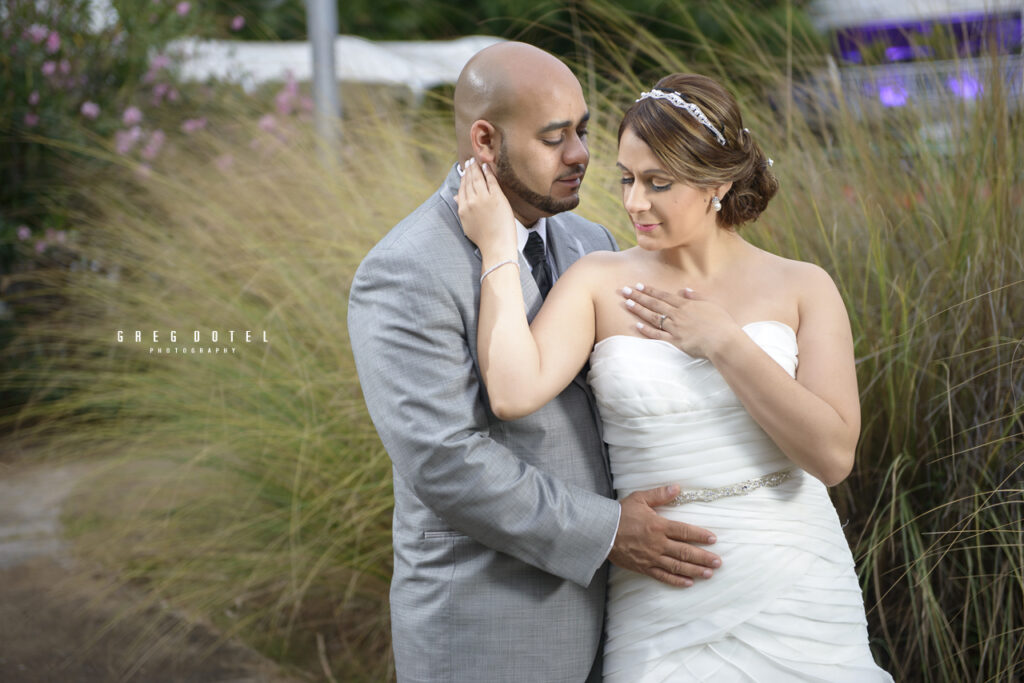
(348, 166, 621, 682)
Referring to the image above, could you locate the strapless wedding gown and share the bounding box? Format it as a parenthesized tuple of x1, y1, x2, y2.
(588, 322, 892, 682)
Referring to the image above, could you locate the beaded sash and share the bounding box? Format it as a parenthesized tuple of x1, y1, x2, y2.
(668, 469, 795, 506)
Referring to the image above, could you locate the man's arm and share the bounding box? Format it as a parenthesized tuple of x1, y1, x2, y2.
(348, 243, 619, 588)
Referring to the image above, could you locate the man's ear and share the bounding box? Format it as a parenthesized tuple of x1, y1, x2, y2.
(469, 120, 500, 166)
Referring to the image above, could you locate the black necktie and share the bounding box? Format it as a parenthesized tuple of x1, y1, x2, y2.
(523, 231, 552, 298)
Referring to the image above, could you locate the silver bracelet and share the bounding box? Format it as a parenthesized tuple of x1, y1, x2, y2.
(480, 259, 519, 283)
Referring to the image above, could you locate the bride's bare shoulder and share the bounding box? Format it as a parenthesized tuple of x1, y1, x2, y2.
(566, 247, 641, 279)
(753, 251, 846, 326)
(756, 250, 837, 290)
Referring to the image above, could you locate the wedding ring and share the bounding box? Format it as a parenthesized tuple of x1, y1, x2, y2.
(658, 314, 667, 330)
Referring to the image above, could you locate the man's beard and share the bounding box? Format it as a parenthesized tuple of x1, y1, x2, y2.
(495, 140, 584, 216)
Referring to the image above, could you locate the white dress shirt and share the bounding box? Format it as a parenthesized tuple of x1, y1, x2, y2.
(515, 217, 554, 279)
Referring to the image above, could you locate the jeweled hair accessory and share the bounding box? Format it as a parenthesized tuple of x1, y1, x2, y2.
(743, 128, 775, 167)
(636, 89, 727, 147)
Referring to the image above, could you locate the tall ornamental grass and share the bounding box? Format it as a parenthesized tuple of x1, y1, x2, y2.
(2, 97, 448, 679)
(2, 2, 1021, 680)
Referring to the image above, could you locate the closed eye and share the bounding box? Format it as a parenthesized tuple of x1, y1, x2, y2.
(544, 128, 588, 146)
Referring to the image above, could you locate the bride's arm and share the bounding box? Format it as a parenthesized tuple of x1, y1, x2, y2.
(622, 266, 859, 486)
(458, 160, 599, 420)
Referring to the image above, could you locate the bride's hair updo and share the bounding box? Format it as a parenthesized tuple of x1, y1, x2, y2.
(618, 73, 778, 228)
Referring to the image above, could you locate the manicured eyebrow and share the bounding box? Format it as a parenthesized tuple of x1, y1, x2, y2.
(616, 162, 670, 176)
(537, 111, 590, 135)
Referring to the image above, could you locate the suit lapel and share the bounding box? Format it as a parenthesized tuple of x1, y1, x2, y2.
(519, 254, 544, 320)
(544, 217, 594, 396)
(545, 216, 584, 282)
(547, 217, 611, 482)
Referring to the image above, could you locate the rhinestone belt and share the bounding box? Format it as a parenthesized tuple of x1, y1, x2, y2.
(667, 469, 796, 506)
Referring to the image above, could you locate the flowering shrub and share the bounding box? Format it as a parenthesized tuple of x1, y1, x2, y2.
(0, 0, 210, 272)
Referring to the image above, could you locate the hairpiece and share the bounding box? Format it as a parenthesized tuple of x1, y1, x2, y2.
(743, 128, 775, 168)
(636, 89, 727, 146)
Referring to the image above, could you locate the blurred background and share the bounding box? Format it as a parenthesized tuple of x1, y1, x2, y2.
(1, 0, 1021, 681)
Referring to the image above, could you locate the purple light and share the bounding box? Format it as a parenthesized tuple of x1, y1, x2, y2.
(834, 11, 1023, 63)
(947, 74, 982, 99)
(885, 45, 934, 62)
(885, 46, 913, 61)
(878, 81, 908, 107)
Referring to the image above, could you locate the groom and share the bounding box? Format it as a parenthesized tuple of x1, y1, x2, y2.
(348, 42, 720, 682)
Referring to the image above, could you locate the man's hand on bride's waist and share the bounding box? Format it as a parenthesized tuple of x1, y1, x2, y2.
(609, 485, 721, 588)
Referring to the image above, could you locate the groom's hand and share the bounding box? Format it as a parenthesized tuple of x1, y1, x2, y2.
(608, 485, 720, 588)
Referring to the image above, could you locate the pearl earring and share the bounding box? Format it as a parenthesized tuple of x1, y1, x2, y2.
(711, 195, 722, 212)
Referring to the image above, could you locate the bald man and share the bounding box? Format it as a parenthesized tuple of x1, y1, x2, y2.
(348, 42, 718, 682)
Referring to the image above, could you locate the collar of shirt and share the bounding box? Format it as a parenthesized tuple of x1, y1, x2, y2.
(516, 217, 548, 272)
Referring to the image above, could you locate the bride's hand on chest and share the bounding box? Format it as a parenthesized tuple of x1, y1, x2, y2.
(612, 282, 741, 358)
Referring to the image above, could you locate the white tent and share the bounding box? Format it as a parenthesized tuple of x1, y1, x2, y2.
(169, 35, 505, 97)
(810, 0, 1023, 30)
(86, 0, 503, 96)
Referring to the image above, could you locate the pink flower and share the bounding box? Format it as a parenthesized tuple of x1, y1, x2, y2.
(167, 88, 179, 102)
(275, 90, 293, 116)
(81, 101, 100, 119)
(214, 154, 233, 171)
(123, 106, 143, 125)
(16, 225, 31, 241)
(284, 71, 299, 97)
(45, 31, 61, 54)
(274, 72, 301, 115)
(35, 241, 47, 254)
(258, 114, 276, 131)
(181, 117, 207, 134)
(24, 113, 39, 127)
(28, 91, 40, 106)
(41, 61, 57, 76)
(141, 129, 165, 160)
(230, 15, 245, 31)
(175, 2, 190, 16)
(115, 126, 143, 154)
(59, 59, 71, 75)
(26, 24, 49, 44)
(150, 54, 171, 71)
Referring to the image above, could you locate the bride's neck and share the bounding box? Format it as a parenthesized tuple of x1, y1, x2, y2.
(655, 229, 747, 281)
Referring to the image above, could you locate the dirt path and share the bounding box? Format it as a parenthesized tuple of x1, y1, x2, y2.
(0, 460, 302, 683)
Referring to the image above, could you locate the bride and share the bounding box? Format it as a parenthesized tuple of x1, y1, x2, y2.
(457, 73, 892, 681)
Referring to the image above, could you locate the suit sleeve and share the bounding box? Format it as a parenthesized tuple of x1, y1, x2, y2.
(601, 223, 620, 252)
(348, 244, 620, 588)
